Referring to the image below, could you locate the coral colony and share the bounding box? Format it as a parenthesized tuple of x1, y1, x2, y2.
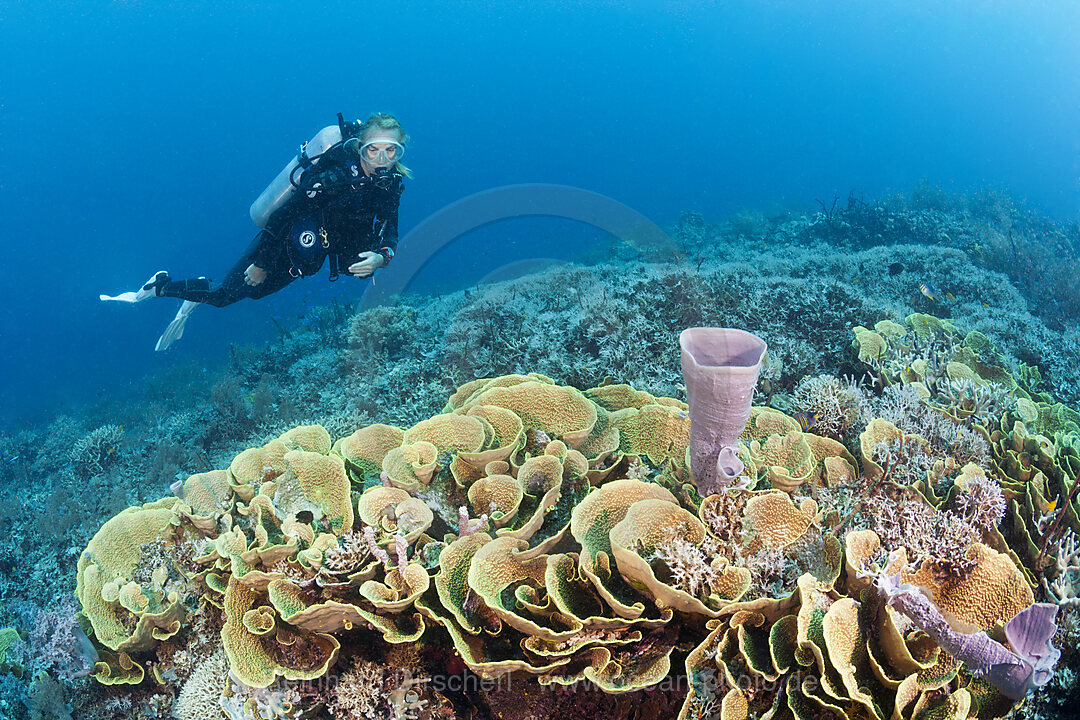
(3, 193, 1080, 719)
(59, 314, 1074, 720)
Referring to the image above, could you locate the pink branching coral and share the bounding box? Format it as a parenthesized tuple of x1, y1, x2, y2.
(364, 525, 392, 567)
(27, 598, 96, 681)
(394, 533, 409, 568)
(457, 505, 488, 537)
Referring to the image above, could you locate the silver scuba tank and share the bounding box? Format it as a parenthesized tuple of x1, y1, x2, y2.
(249, 125, 343, 228)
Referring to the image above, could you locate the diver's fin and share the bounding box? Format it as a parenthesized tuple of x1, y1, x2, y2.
(100, 271, 170, 303)
(155, 301, 199, 351)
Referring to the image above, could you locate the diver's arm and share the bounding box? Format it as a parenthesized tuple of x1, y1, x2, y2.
(246, 224, 286, 284)
(347, 179, 403, 277)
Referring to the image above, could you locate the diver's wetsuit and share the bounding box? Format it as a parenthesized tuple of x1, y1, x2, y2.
(161, 145, 404, 308)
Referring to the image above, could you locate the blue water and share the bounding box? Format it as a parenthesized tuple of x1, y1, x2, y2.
(1, 1, 1077, 426)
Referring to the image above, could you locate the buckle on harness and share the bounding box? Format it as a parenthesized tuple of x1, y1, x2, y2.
(297, 141, 314, 169)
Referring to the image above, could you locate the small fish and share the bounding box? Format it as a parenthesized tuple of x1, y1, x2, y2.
(946, 292, 956, 302)
(919, 282, 937, 301)
(792, 411, 819, 431)
(888, 262, 905, 276)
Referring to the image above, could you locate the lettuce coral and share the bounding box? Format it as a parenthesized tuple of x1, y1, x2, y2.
(72, 370, 1063, 719)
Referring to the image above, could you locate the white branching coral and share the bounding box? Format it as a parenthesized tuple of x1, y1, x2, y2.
(659, 490, 807, 600)
(871, 436, 934, 487)
(651, 536, 719, 599)
(1044, 529, 1080, 607)
(865, 488, 980, 578)
(323, 531, 372, 573)
(220, 672, 304, 720)
(876, 384, 992, 471)
(954, 473, 1007, 531)
(173, 649, 229, 720)
(937, 378, 1015, 424)
(69, 423, 124, 478)
(791, 374, 868, 440)
(328, 658, 430, 720)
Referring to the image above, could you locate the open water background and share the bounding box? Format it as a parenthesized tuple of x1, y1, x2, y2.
(0, 0, 1077, 426)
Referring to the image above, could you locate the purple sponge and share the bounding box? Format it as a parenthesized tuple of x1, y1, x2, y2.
(679, 328, 767, 497)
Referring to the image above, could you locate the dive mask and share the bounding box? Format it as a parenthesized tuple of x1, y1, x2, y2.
(358, 138, 405, 167)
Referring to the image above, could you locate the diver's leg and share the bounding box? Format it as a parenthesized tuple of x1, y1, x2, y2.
(160, 236, 296, 308)
(153, 243, 297, 350)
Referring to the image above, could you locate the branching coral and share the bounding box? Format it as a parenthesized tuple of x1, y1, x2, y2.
(863, 487, 982, 578)
(790, 374, 868, 441)
(329, 658, 431, 720)
(1044, 529, 1080, 607)
(174, 649, 229, 720)
(68, 424, 124, 480)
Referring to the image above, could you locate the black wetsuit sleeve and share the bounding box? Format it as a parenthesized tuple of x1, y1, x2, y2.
(376, 183, 403, 255)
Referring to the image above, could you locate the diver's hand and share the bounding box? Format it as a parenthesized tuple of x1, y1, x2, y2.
(244, 264, 267, 286)
(348, 252, 386, 278)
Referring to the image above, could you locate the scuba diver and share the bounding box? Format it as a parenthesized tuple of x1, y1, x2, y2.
(101, 112, 410, 350)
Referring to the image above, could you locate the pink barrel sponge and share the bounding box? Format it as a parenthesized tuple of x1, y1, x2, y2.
(679, 328, 767, 497)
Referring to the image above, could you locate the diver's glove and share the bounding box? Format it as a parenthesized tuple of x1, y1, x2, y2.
(155, 301, 199, 351)
(99, 271, 170, 303)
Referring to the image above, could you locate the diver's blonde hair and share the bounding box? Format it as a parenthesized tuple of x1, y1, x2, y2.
(360, 112, 412, 178)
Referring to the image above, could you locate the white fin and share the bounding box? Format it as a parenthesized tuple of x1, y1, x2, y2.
(155, 301, 199, 351)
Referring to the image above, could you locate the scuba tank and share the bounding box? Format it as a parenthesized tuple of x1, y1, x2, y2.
(249, 125, 342, 228)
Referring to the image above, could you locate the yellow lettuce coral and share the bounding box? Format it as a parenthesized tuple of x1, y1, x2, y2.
(73, 373, 1055, 720)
